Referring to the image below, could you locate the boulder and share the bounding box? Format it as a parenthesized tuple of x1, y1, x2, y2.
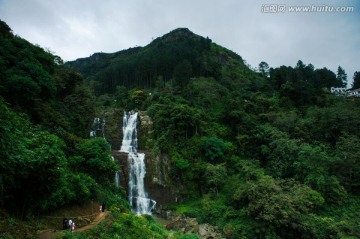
(198, 223, 224, 239)
(165, 214, 224, 239)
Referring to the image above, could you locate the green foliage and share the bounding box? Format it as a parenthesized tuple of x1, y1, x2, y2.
(204, 163, 226, 195)
(0, 97, 112, 216)
(0, 31, 56, 111)
(337, 66, 347, 87)
(258, 125, 300, 178)
(172, 151, 190, 170)
(295, 144, 347, 203)
(114, 85, 130, 108)
(270, 61, 341, 106)
(305, 101, 360, 145)
(148, 95, 204, 152)
(334, 134, 360, 191)
(0, 22, 96, 137)
(65, 30, 360, 239)
(1, 20, 360, 239)
(74, 138, 118, 187)
(202, 137, 227, 161)
(177, 234, 200, 239)
(129, 89, 147, 109)
(66, 28, 250, 95)
(0, 19, 13, 37)
(301, 214, 341, 239)
(258, 61, 270, 77)
(0, 99, 77, 214)
(64, 212, 170, 239)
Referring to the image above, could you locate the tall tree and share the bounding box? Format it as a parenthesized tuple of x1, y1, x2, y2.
(352, 71, 360, 89)
(258, 61, 270, 77)
(337, 66, 347, 87)
(296, 60, 305, 69)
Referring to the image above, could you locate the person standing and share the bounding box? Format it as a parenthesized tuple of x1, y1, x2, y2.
(68, 219, 72, 231)
(63, 218, 68, 230)
(102, 202, 105, 212)
(71, 222, 75, 233)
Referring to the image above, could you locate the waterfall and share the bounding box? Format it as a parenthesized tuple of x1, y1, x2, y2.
(90, 117, 106, 138)
(120, 112, 138, 152)
(112, 156, 120, 187)
(119, 111, 156, 215)
(115, 172, 120, 188)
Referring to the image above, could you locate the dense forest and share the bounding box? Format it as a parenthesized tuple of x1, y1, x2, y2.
(1, 19, 360, 238)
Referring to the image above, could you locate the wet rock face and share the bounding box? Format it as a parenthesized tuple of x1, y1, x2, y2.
(100, 108, 124, 150)
(103, 110, 177, 210)
(111, 150, 129, 192)
(137, 111, 152, 151)
(137, 111, 179, 208)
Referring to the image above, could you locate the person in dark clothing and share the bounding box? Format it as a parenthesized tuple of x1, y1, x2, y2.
(102, 202, 105, 212)
(63, 218, 68, 230)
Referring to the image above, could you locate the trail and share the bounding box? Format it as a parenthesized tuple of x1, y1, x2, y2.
(38, 211, 111, 239)
(75, 211, 110, 232)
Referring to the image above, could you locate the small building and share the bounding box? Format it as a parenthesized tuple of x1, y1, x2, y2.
(330, 87, 347, 96)
(330, 87, 360, 98)
(347, 88, 360, 98)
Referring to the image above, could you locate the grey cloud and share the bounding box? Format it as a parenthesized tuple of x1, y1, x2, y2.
(0, 0, 359, 85)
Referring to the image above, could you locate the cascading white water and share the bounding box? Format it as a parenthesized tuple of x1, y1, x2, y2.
(120, 112, 138, 152)
(90, 117, 106, 138)
(115, 172, 120, 188)
(112, 156, 120, 188)
(120, 111, 156, 215)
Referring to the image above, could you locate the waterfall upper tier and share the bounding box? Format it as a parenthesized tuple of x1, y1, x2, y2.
(120, 112, 138, 153)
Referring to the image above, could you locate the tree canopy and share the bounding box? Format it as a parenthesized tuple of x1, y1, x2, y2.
(1, 20, 360, 239)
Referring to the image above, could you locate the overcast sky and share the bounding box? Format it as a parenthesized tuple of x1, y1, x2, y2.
(1, 0, 359, 86)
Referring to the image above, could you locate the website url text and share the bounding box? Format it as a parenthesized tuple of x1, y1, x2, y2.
(261, 5, 354, 13)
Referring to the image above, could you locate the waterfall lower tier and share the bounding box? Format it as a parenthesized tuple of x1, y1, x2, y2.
(119, 111, 156, 215)
(128, 152, 156, 215)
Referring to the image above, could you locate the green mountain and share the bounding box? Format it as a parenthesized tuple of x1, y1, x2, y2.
(67, 27, 360, 239)
(1, 19, 360, 239)
(65, 28, 258, 95)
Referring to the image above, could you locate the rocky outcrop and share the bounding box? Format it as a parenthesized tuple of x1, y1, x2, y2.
(137, 111, 179, 209)
(138, 111, 152, 151)
(98, 108, 124, 150)
(93, 110, 224, 238)
(165, 214, 225, 239)
(99, 110, 177, 211)
(198, 223, 224, 239)
(111, 150, 129, 191)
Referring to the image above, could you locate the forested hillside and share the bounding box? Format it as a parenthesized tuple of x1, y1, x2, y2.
(67, 28, 360, 239)
(0, 20, 130, 238)
(1, 18, 360, 239)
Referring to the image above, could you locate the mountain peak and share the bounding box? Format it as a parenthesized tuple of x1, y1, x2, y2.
(154, 28, 198, 44)
(167, 28, 194, 36)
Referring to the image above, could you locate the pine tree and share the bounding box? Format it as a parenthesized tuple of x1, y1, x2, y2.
(258, 61, 270, 77)
(352, 71, 360, 89)
(337, 66, 347, 87)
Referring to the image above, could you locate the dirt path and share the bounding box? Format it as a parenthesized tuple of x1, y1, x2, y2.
(75, 211, 110, 232)
(38, 211, 111, 239)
